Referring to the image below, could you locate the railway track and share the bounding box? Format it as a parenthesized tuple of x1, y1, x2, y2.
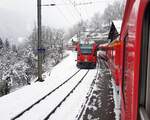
(76, 69, 99, 120)
(43, 70, 89, 120)
(11, 69, 89, 120)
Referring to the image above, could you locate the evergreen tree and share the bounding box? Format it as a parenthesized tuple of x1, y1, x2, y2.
(102, 1, 124, 23)
(4, 39, 10, 50)
(0, 38, 3, 49)
(12, 44, 18, 53)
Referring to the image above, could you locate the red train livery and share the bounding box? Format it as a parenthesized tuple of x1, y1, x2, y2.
(102, 0, 150, 120)
(119, 0, 150, 120)
(76, 43, 97, 69)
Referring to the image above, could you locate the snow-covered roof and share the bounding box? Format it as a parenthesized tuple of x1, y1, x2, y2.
(112, 20, 122, 33)
(68, 35, 79, 45)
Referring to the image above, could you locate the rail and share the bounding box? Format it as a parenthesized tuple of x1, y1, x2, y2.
(43, 70, 89, 120)
(11, 69, 81, 120)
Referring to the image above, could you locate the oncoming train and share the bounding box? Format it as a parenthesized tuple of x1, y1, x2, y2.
(76, 43, 97, 69)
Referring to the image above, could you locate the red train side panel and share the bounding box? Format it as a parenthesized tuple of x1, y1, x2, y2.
(120, 0, 150, 120)
(99, 1, 150, 120)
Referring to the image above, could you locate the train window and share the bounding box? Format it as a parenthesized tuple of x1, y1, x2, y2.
(139, 3, 150, 120)
(145, 26, 150, 118)
(80, 48, 92, 54)
(80, 44, 92, 54)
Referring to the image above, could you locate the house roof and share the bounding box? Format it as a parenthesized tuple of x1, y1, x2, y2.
(108, 20, 122, 42)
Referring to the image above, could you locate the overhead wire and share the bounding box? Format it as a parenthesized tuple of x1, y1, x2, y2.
(42, 0, 113, 28)
(43, 0, 112, 6)
(51, 0, 73, 27)
(63, 0, 109, 21)
(77, 0, 84, 19)
(83, 0, 89, 20)
(69, 0, 83, 41)
(62, 0, 80, 22)
(67, 0, 83, 20)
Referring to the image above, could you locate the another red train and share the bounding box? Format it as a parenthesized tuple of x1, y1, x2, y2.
(102, 0, 150, 120)
(76, 43, 97, 69)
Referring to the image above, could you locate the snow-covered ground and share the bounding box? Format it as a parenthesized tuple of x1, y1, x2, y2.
(112, 77, 121, 120)
(0, 51, 97, 120)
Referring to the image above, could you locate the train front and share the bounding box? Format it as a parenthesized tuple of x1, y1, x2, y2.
(76, 43, 97, 69)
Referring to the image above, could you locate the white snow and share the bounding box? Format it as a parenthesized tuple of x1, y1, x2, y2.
(0, 50, 119, 120)
(0, 51, 97, 120)
(111, 77, 121, 120)
(50, 70, 97, 120)
(17, 70, 89, 120)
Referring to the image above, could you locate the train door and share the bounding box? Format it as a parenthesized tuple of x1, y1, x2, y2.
(139, 3, 150, 120)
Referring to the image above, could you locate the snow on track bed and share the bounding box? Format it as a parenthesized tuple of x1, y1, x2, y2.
(49, 69, 97, 120)
(14, 70, 90, 120)
(11, 69, 81, 120)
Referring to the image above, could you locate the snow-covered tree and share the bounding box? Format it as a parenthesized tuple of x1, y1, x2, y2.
(102, 1, 124, 23)
(4, 39, 10, 50)
(29, 26, 65, 70)
(12, 44, 18, 53)
(66, 20, 89, 40)
(0, 38, 3, 49)
(90, 13, 103, 31)
(0, 37, 37, 95)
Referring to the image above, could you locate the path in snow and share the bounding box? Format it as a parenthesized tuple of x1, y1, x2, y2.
(78, 58, 118, 120)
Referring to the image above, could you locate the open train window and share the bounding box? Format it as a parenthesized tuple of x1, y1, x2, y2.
(139, 3, 150, 120)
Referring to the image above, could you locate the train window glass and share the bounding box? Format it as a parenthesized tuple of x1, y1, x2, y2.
(80, 48, 92, 54)
(139, 4, 150, 120)
(80, 44, 92, 54)
(145, 28, 150, 118)
(145, 13, 150, 118)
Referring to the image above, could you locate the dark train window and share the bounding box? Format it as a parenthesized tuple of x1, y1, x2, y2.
(80, 48, 92, 54)
(139, 3, 150, 120)
(80, 44, 92, 54)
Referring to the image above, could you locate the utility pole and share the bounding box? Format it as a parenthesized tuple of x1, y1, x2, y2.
(37, 0, 44, 82)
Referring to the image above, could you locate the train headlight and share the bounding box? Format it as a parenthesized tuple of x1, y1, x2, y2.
(85, 58, 88, 62)
(84, 56, 88, 62)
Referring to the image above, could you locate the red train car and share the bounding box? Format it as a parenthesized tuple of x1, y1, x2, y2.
(119, 0, 150, 120)
(76, 43, 97, 69)
(99, 0, 150, 119)
(99, 40, 121, 86)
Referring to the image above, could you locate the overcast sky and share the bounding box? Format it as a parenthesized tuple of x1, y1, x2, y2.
(0, 0, 121, 28)
(0, 0, 121, 44)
